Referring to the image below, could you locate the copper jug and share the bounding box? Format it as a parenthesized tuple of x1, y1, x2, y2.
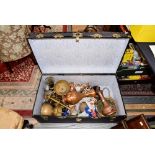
(63, 89, 96, 105)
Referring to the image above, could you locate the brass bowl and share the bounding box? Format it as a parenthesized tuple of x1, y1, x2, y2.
(54, 80, 70, 96)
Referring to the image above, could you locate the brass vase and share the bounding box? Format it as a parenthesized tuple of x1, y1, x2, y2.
(96, 87, 116, 116)
(63, 89, 96, 105)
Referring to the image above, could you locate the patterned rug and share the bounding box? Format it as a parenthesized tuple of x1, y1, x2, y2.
(0, 56, 37, 82)
(0, 56, 41, 116)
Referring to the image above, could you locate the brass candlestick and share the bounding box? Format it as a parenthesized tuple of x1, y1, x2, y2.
(47, 95, 71, 110)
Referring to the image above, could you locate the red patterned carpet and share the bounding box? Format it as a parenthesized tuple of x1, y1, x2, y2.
(0, 56, 41, 117)
(0, 56, 36, 82)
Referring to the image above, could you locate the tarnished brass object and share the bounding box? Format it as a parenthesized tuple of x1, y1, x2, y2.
(42, 78, 117, 119)
(41, 103, 53, 116)
(45, 77, 54, 88)
(63, 89, 96, 105)
(96, 87, 116, 116)
(70, 82, 90, 92)
(47, 95, 71, 110)
(54, 80, 70, 96)
(53, 105, 63, 117)
(44, 90, 53, 100)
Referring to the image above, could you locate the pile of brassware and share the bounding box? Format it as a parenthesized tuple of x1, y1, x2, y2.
(41, 77, 117, 118)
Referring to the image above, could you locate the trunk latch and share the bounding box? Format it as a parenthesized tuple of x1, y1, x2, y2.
(73, 32, 83, 42)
